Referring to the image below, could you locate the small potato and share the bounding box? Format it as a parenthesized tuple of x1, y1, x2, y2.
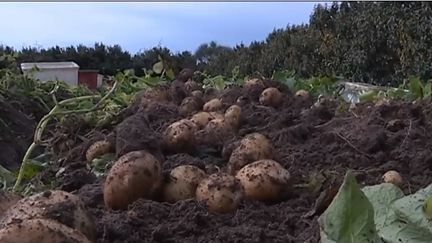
(180, 97, 201, 116)
(382, 170, 403, 187)
(190, 112, 214, 129)
(203, 98, 223, 112)
(235, 160, 291, 201)
(0, 190, 95, 240)
(224, 105, 242, 128)
(185, 80, 201, 92)
(163, 119, 197, 153)
(0, 190, 21, 217)
(85, 140, 113, 162)
(259, 87, 283, 107)
(0, 218, 91, 243)
(196, 173, 243, 213)
(191, 90, 203, 98)
(295, 89, 310, 99)
(103, 150, 163, 210)
(163, 165, 207, 203)
(227, 133, 274, 174)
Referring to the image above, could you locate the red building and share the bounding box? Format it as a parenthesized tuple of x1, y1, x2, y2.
(78, 70, 102, 90)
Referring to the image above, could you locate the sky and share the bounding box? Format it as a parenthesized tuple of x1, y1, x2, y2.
(0, 2, 321, 54)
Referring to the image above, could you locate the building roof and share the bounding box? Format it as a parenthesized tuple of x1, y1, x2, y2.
(20, 61, 80, 70)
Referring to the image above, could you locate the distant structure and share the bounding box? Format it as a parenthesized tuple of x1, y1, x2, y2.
(20, 61, 102, 90)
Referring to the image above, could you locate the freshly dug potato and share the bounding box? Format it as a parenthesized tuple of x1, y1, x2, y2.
(382, 170, 403, 187)
(235, 160, 291, 201)
(259, 87, 283, 107)
(295, 89, 310, 98)
(185, 80, 201, 92)
(85, 140, 113, 162)
(191, 90, 203, 98)
(0, 190, 21, 216)
(190, 112, 214, 129)
(203, 98, 223, 112)
(227, 133, 274, 174)
(0, 190, 95, 240)
(179, 97, 201, 116)
(203, 118, 233, 139)
(177, 68, 194, 82)
(243, 78, 265, 100)
(224, 105, 242, 128)
(163, 165, 207, 203)
(104, 150, 163, 210)
(142, 86, 170, 103)
(163, 119, 197, 153)
(209, 111, 224, 120)
(196, 173, 243, 213)
(0, 218, 91, 243)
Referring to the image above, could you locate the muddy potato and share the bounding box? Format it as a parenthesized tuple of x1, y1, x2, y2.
(203, 118, 233, 138)
(163, 165, 207, 203)
(259, 87, 283, 107)
(235, 160, 291, 201)
(196, 173, 243, 213)
(180, 97, 201, 116)
(103, 150, 163, 210)
(163, 119, 197, 152)
(382, 170, 403, 187)
(0, 190, 95, 240)
(209, 111, 224, 120)
(0, 218, 91, 243)
(142, 86, 170, 103)
(190, 112, 214, 129)
(0, 190, 21, 217)
(185, 80, 201, 93)
(227, 133, 274, 174)
(243, 78, 265, 100)
(203, 98, 223, 112)
(295, 89, 310, 99)
(85, 140, 113, 162)
(224, 105, 242, 128)
(191, 90, 203, 98)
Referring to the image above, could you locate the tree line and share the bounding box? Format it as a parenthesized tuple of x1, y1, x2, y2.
(1, 1, 432, 86)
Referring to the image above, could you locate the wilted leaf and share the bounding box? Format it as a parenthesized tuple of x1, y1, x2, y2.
(318, 170, 381, 243)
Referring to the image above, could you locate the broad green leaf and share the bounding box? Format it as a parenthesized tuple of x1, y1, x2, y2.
(379, 221, 432, 243)
(166, 68, 175, 80)
(362, 183, 404, 229)
(318, 170, 381, 243)
(408, 77, 424, 99)
(152, 61, 164, 74)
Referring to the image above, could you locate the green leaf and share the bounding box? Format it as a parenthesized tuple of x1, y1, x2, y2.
(318, 170, 381, 243)
(408, 77, 424, 99)
(152, 61, 164, 74)
(166, 68, 175, 80)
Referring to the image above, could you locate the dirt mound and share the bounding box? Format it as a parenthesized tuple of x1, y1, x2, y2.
(46, 80, 432, 243)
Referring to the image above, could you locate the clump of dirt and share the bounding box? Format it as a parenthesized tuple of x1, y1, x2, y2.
(47, 77, 432, 243)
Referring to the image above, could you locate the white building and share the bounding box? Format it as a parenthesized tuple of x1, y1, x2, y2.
(20, 61, 80, 86)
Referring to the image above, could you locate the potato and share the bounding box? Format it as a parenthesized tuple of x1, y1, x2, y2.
(103, 150, 163, 210)
(382, 170, 403, 187)
(191, 90, 203, 98)
(163, 119, 197, 152)
(185, 80, 201, 92)
(0, 190, 21, 217)
(203, 118, 233, 138)
(243, 78, 265, 100)
(85, 140, 113, 162)
(235, 160, 291, 201)
(0, 190, 95, 240)
(190, 112, 214, 129)
(196, 173, 243, 213)
(227, 133, 274, 174)
(259, 87, 283, 107)
(0, 218, 91, 243)
(180, 97, 201, 116)
(163, 165, 207, 203)
(224, 105, 242, 128)
(203, 98, 223, 112)
(209, 111, 224, 120)
(142, 86, 170, 103)
(295, 89, 310, 98)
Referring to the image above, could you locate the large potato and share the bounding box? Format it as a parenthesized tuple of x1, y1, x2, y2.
(203, 118, 233, 138)
(196, 173, 243, 213)
(227, 133, 274, 174)
(0, 218, 91, 243)
(0, 190, 21, 217)
(203, 98, 223, 112)
(190, 112, 214, 129)
(163, 119, 197, 153)
(0, 190, 95, 240)
(259, 87, 283, 107)
(163, 165, 207, 203)
(235, 160, 291, 201)
(85, 139, 114, 162)
(224, 105, 242, 128)
(103, 150, 163, 210)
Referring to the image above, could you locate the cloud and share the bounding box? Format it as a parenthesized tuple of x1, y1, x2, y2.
(0, 2, 321, 53)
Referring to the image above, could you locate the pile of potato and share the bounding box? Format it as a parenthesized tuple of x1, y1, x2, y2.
(92, 75, 295, 214)
(0, 190, 95, 242)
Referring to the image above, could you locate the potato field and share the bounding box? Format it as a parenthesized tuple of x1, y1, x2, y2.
(1, 67, 432, 242)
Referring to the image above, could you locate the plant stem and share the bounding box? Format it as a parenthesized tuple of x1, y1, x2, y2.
(13, 80, 119, 192)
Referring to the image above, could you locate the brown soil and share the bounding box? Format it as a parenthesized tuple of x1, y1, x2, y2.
(41, 80, 432, 242)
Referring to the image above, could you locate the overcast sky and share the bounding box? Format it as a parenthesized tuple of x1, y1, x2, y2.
(0, 2, 321, 54)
